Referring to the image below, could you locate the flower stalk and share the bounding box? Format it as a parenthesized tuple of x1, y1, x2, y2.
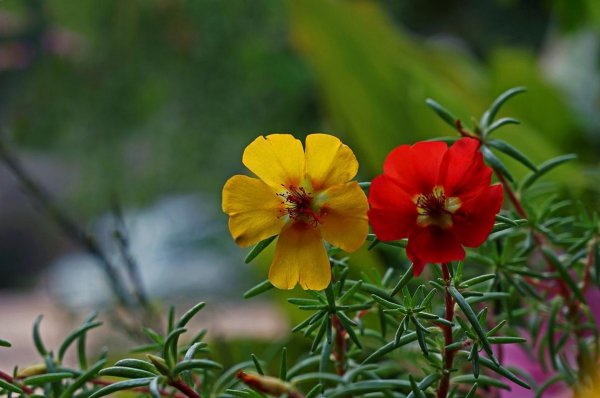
(437, 263, 455, 398)
(332, 314, 348, 376)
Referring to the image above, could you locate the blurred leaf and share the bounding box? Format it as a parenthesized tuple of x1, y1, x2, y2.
(449, 287, 496, 364)
(480, 86, 527, 129)
(99, 366, 157, 379)
(114, 359, 157, 373)
(173, 359, 223, 374)
(425, 99, 458, 129)
(243, 280, 274, 299)
(33, 315, 48, 357)
(23, 372, 74, 386)
(487, 139, 537, 171)
(482, 146, 514, 182)
(245, 236, 277, 264)
(88, 377, 155, 398)
(0, 379, 23, 394)
(176, 302, 206, 328)
(521, 154, 578, 191)
(58, 321, 102, 362)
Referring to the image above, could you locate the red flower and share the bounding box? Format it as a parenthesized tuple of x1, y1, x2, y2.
(368, 138, 503, 275)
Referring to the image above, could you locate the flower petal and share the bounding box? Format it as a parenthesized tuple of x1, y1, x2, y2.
(368, 174, 418, 241)
(242, 134, 305, 189)
(452, 184, 503, 247)
(222, 175, 284, 247)
(318, 181, 368, 252)
(269, 223, 330, 290)
(406, 226, 465, 275)
(305, 134, 358, 190)
(383, 141, 448, 196)
(438, 137, 491, 200)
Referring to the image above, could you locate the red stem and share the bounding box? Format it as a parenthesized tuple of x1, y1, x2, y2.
(0, 370, 34, 394)
(437, 263, 455, 398)
(332, 314, 347, 376)
(495, 172, 527, 219)
(169, 379, 201, 398)
(582, 238, 597, 292)
(494, 170, 570, 297)
(494, 167, 593, 380)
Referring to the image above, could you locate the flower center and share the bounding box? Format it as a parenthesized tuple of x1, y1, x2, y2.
(414, 186, 461, 229)
(278, 185, 321, 227)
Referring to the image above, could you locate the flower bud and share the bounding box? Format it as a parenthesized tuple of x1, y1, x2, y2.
(236, 370, 301, 397)
(147, 354, 170, 376)
(17, 363, 47, 378)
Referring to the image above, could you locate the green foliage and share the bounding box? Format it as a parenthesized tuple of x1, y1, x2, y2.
(1, 86, 599, 397)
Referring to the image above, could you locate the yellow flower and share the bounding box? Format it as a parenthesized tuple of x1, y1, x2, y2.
(222, 133, 369, 290)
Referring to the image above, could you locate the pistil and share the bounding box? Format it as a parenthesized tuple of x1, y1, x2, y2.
(278, 185, 321, 227)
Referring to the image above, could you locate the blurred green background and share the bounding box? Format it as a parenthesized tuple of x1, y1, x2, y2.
(1, 0, 599, 211)
(1, 0, 600, 366)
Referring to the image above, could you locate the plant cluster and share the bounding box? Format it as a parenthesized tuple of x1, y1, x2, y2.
(1, 88, 599, 398)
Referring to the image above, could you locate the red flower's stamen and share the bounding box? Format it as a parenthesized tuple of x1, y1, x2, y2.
(415, 186, 458, 229)
(278, 185, 321, 227)
(416, 190, 448, 217)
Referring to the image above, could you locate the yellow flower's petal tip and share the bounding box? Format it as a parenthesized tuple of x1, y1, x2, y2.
(242, 134, 304, 188)
(305, 133, 359, 191)
(269, 223, 330, 291)
(268, 257, 299, 290)
(298, 272, 331, 291)
(268, 275, 297, 290)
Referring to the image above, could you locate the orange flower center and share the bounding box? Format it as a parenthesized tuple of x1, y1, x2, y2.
(415, 186, 461, 229)
(278, 185, 321, 227)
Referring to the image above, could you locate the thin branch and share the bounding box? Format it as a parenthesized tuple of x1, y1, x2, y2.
(494, 169, 570, 297)
(111, 196, 149, 307)
(0, 137, 136, 309)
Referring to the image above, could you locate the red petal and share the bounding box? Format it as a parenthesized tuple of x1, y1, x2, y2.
(406, 226, 465, 275)
(383, 141, 447, 196)
(368, 175, 417, 241)
(438, 138, 491, 200)
(452, 184, 503, 247)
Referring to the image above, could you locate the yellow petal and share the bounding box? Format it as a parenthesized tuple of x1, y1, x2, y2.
(318, 181, 369, 252)
(269, 223, 330, 290)
(242, 134, 305, 189)
(305, 134, 358, 191)
(222, 175, 284, 247)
